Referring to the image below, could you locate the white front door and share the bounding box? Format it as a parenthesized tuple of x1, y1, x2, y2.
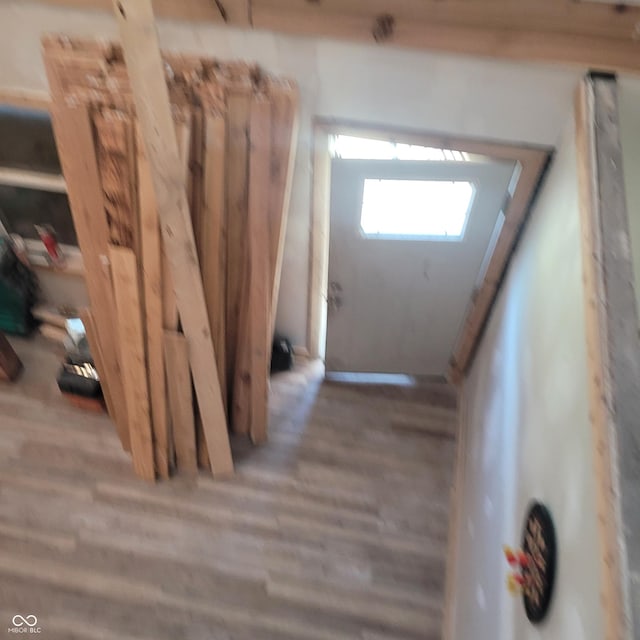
(325, 159, 515, 375)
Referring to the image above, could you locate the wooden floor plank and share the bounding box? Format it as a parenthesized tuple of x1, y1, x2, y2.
(0, 341, 456, 639)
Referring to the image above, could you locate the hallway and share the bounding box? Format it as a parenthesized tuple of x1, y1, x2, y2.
(0, 343, 457, 639)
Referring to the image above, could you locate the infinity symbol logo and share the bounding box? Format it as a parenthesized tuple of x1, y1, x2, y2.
(12, 615, 37, 627)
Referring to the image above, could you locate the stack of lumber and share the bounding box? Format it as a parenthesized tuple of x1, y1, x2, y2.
(42, 35, 299, 481)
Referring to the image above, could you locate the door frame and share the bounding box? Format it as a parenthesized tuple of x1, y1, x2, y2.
(307, 118, 551, 377)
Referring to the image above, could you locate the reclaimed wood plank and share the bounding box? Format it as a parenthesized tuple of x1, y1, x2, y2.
(114, 0, 233, 476)
(246, 97, 273, 443)
(80, 309, 116, 421)
(109, 245, 155, 481)
(137, 126, 170, 479)
(232, 263, 252, 436)
(44, 95, 130, 451)
(202, 112, 228, 411)
(225, 89, 251, 422)
(161, 118, 192, 333)
(188, 107, 210, 471)
(163, 331, 197, 476)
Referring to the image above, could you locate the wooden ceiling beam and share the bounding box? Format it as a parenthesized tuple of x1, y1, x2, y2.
(31, 0, 227, 23)
(252, 5, 640, 73)
(26, 0, 640, 70)
(256, 0, 640, 41)
(219, 0, 252, 25)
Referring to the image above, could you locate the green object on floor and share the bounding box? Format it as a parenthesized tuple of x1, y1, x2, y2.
(0, 237, 38, 335)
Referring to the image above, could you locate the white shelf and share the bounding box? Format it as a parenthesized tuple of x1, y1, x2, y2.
(0, 167, 67, 193)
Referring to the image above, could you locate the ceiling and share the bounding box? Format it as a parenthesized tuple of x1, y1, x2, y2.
(33, 0, 640, 72)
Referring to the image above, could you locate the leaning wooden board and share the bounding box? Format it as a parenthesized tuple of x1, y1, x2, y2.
(164, 331, 197, 477)
(113, 0, 233, 477)
(109, 245, 155, 481)
(202, 112, 228, 413)
(268, 85, 300, 337)
(137, 127, 170, 479)
(225, 87, 252, 420)
(247, 97, 273, 444)
(81, 309, 116, 421)
(46, 99, 131, 453)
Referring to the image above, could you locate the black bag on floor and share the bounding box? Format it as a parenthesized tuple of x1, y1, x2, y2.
(271, 334, 294, 373)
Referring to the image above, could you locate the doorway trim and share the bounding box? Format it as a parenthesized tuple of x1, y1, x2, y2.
(307, 118, 551, 376)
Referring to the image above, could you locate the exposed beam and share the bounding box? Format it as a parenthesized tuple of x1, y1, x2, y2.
(252, 5, 640, 73)
(219, 0, 251, 25)
(32, 0, 225, 22)
(25, 0, 640, 70)
(30, 0, 253, 23)
(575, 73, 640, 640)
(256, 0, 640, 41)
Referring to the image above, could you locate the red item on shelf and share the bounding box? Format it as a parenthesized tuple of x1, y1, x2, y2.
(35, 224, 66, 267)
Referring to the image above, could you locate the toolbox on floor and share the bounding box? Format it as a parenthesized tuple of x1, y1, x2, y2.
(0, 237, 38, 335)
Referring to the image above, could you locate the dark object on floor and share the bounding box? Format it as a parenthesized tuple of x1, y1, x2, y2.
(0, 236, 38, 335)
(56, 327, 105, 412)
(57, 357, 102, 400)
(271, 334, 294, 373)
(0, 330, 22, 381)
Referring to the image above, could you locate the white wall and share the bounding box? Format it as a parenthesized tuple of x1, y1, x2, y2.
(619, 76, 640, 324)
(0, 1, 584, 346)
(451, 121, 604, 640)
(37, 269, 88, 310)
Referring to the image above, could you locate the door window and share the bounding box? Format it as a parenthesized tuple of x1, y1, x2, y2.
(360, 178, 474, 239)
